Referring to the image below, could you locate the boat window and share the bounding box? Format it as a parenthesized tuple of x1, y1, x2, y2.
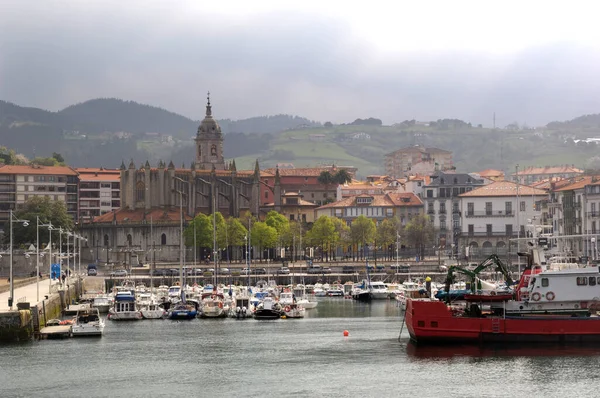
(541, 278, 549, 287)
(597, 277, 600, 285)
(577, 277, 588, 286)
(590, 277, 597, 286)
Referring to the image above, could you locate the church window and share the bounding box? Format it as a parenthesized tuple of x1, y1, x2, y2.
(197, 145, 201, 157)
(127, 234, 132, 246)
(161, 233, 167, 245)
(104, 234, 109, 246)
(211, 145, 217, 156)
(136, 181, 145, 202)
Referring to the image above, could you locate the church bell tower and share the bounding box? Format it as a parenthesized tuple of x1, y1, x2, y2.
(195, 92, 225, 170)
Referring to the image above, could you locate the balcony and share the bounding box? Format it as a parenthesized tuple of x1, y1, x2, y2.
(465, 210, 514, 218)
(458, 231, 520, 237)
(588, 212, 600, 219)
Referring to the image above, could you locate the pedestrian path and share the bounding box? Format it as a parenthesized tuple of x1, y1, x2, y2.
(0, 278, 62, 311)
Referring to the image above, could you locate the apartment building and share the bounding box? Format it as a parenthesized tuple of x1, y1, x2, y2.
(76, 168, 121, 223)
(0, 164, 79, 226)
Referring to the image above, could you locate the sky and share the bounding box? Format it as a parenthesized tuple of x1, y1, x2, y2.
(1, 0, 600, 127)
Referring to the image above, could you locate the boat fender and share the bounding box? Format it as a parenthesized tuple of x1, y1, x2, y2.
(284, 306, 291, 312)
(218, 302, 223, 309)
(531, 292, 542, 302)
(546, 291, 555, 301)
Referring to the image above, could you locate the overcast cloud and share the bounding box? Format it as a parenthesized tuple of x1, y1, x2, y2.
(1, 0, 600, 127)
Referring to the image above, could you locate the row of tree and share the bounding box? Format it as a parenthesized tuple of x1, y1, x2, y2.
(182, 210, 435, 263)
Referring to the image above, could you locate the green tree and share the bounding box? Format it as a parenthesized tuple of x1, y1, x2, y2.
(12, 197, 73, 245)
(183, 213, 213, 250)
(52, 152, 65, 164)
(226, 217, 248, 262)
(250, 221, 277, 261)
(333, 169, 352, 185)
(403, 214, 434, 260)
(330, 216, 350, 260)
(377, 217, 400, 261)
(350, 215, 376, 259)
(265, 210, 289, 235)
(306, 215, 337, 261)
(280, 220, 303, 259)
(317, 170, 334, 186)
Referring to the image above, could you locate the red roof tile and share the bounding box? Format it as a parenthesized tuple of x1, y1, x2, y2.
(0, 164, 78, 176)
(459, 181, 547, 197)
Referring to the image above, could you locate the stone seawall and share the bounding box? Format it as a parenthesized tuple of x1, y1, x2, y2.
(0, 310, 32, 341)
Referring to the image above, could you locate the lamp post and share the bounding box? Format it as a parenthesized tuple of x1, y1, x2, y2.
(37, 217, 53, 302)
(173, 176, 190, 287)
(9, 210, 30, 310)
(45, 223, 53, 294)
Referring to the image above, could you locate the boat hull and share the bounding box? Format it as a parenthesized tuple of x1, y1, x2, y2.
(254, 309, 282, 320)
(141, 309, 167, 319)
(168, 309, 198, 320)
(108, 311, 142, 321)
(406, 299, 600, 345)
(72, 324, 104, 337)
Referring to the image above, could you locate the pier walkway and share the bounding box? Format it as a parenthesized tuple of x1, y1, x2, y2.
(0, 278, 63, 311)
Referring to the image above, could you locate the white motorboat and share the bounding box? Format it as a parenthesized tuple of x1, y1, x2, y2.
(72, 307, 105, 336)
(108, 291, 142, 321)
(140, 300, 167, 319)
(199, 292, 227, 318)
(92, 296, 111, 314)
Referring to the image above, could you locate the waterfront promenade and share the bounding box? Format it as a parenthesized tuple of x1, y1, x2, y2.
(0, 278, 61, 311)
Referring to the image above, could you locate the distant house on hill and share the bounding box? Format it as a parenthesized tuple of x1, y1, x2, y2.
(384, 145, 453, 178)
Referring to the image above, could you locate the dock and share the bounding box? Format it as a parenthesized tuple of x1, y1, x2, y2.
(39, 325, 72, 339)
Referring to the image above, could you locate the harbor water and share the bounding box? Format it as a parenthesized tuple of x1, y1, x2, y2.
(2, 298, 600, 397)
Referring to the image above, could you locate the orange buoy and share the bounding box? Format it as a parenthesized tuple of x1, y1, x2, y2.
(343, 330, 349, 337)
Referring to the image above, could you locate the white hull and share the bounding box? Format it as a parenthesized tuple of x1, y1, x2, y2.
(72, 323, 105, 336)
(201, 307, 226, 318)
(283, 307, 305, 318)
(108, 311, 142, 321)
(92, 304, 111, 314)
(296, 298, 318, 309)
(370, 291, 390, 300)
(141, 309, 166, 319)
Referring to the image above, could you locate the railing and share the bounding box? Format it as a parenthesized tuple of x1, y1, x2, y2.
(588, 212, 600, 219)
(459, 232, 520, 237)
(465, 210, 514, 217)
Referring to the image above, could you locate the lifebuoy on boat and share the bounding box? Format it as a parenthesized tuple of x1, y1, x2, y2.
(284, 306, 291, 312)
(546, 291, 555, 301)
(531, 292, 542, 302)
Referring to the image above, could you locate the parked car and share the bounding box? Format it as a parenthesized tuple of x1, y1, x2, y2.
(307, 266, 331, 274)
(252, 268, 267, 275)
(276, 267, 290, 275)
(376, 264, 385, 271)
(220, 268, 231, 274)
(110, 269, 128, 277)
(151, 269, 166, 276)
(342, 266, 355, 274)
(192, 268, 204, 275)
(242, 267, 251, 275)
(165, 268, 179, 276)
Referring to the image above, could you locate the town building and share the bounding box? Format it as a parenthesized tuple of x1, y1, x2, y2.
(77, 168, 121, 223)
(423, 171, 488, 252)
(261, 165, 356, 207)
(476, 169, 505, 181)
(314, 192, 423, 226)
(513, 165, 583, 185)
(384, 146, 453, 178)
(80, 95, 260, 264)
(458, 180, 546, 258)
(0, 164, 79, 228)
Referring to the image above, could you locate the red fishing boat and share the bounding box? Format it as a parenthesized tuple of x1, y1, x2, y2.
(406, 249, 600, 345)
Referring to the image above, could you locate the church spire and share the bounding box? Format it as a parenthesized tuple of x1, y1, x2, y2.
(205, 91, 212, 117)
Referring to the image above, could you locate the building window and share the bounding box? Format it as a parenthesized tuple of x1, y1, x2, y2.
(161, 233, 167, 245)
(427, 202, 434, 214)
(593, 203, 597, 217)
(426, 190, 433, 198)
(264, 191, 268, 199)
(485, 202, 492, 215)
(127, 234, 132, 246)
(211, 145, 217, 156)
(486, 224, 492, 235)
(439, 203, 446, 214)
(468, 224, 474, 235)
(136, 181, 145, 202)
(467, 202, 474, 216)
(506, 224, 513, 236)
(505, 201, 512, 215)
(520, 201, 526, 211)
(104, 234, 109, 246)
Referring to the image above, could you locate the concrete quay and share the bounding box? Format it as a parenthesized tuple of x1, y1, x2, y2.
(0, 277, 81, 342)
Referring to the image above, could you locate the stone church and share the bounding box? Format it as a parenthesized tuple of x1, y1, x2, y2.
(80, 95, 261, 265)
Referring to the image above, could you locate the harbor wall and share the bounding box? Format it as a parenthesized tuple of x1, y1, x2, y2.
(0, 310, 32, 342)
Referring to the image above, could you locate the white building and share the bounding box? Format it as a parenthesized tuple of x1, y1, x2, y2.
(76, 168, 121, 223)
(458, 180, 546, 258)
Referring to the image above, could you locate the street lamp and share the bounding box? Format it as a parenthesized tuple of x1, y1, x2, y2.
(37, 217, 53, 302)
(9, 210, 29, 310)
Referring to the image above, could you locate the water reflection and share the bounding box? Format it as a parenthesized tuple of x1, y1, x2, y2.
(405, 342, 600, 359)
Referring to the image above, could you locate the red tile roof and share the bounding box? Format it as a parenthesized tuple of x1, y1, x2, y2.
(92, 208, 193, 224)
(0, 164, 78, 176)
(554, 176, 596, 192)
(77, 168, 121, 182)
(477, 169, 505, 177)
(459, 181, 547, 197)
(514, 166, 583, 176)
(316, 193, 422, 209)
(263, 167, 336, 177)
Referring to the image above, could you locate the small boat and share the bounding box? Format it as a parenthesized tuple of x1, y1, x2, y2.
(167, 302, 198, 320)
(72, 308, 105, 337)
(92, 296, 111, 314)
(141, 301, 167, 319)
(254, 296, 283, 320)
(231, 293, 252, 319)
(199, 293, 228, 318)
(108, 291, 142, 321)
(282, 303, 305, 319)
